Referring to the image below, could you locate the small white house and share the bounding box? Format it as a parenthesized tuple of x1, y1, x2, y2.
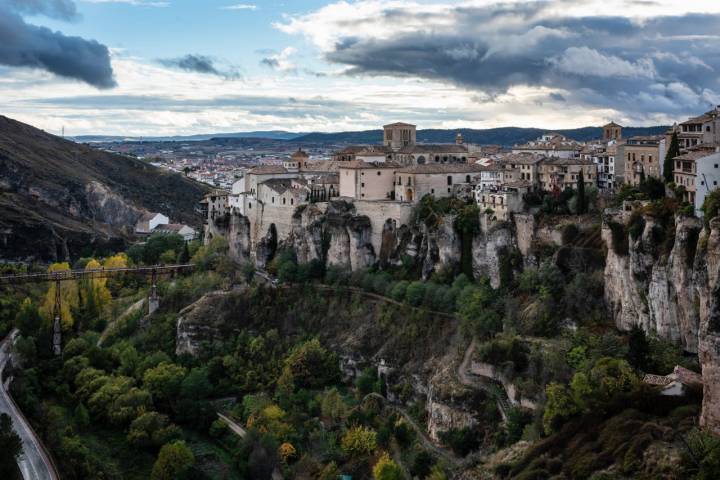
(135, 212, 169, 235)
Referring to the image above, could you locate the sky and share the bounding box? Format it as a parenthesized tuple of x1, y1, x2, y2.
(2, 0, 720, 136)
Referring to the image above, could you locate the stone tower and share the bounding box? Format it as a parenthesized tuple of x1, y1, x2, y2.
(603, 122, 623, 141)
(383, 122, 417, 151)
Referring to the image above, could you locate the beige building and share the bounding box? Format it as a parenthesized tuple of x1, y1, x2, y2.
(494, 153, 544, 186)
(475, 183, 530, 221)
(339, 160, 399, 200)
(537, 158, 597, 192)
(672, 107, 720, 151)
(394, 164, 483, 202)
(673, 149, 707, 205)
(619, 136, 666, 186)
(512, 133, 584, 159)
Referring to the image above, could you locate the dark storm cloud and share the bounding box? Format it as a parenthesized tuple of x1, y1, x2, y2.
(159, 54, 240, 79)
(0, 6, 116, 88)
(302, 2, 720, 118)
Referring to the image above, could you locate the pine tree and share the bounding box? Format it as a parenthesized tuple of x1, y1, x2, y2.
(664, 131, 680, 183)
(577, 169, 586, 214)
(178, 242, 190, 264)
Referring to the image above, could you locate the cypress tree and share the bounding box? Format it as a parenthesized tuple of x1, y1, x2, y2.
(664, 131, 680, 183)
(577, 169, 586, 214)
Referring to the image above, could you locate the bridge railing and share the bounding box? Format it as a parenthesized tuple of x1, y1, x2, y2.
(0, 264, 195, 285)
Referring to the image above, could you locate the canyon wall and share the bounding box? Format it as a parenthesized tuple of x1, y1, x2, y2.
(601, 205, 720, 434)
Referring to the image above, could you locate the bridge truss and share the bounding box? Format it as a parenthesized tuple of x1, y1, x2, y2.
(0, 264, 194, 356)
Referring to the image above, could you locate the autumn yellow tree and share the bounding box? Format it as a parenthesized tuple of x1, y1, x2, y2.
(278, 442, 296, 464)
(40, 263, 78, 329)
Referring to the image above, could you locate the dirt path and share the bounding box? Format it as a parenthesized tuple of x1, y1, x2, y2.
(97, 298, 145, 347)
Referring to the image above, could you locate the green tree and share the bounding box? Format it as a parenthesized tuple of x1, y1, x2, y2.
(405, 281, 427, 306)
(128, 412, 181, 449)
(457, 282, 502, 339)
(627, 325, 651, 371)
(373, 452, 403, 480)
(277, 339, 340, 392)
(143, 362, 187, 402)
(151, 441, 194, 480)
(178, 242, 191, 264)
(664, 131, 680, 183)
(341, 425, 377, 457)
(577, 169, 586, 214)
(543, 383, 579, 434)
(0, 414, 22, 479)
(15, 298, 42, 336)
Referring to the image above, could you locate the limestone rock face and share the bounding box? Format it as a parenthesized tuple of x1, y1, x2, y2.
(603, 210, 702, 352)
(473, 222, 516, 288)
(601, 209, 720, 434)
(204, 212, 252, 264)
(85, 181, 143, 229)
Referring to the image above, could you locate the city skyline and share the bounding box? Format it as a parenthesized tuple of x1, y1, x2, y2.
(2, 0, 720, 136)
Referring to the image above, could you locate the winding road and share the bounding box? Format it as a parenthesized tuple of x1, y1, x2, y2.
(0, 330, 60, 480)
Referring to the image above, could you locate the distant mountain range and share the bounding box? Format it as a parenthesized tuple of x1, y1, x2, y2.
(293, 126, 671, 146)
(72, 125, 670, 147)
(72, 130, 307, 143)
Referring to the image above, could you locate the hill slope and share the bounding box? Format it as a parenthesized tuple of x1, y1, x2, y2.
(295, 126, 669, 146)
(0, 116, 210, 262)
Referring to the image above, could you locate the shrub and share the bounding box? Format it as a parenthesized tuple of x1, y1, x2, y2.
(608, 222, 628, 255)
(561, 224, 580, 245)
(373, 452, 403, 480)
(341, 425, 377, 457)
(438, 427, 480, 456)
(405, 281, 426, 306)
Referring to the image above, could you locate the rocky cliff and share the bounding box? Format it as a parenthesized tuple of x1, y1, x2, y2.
(0, 115, 209, 261)
(601, 204, 720, 434)
(175, 284, 491, 441)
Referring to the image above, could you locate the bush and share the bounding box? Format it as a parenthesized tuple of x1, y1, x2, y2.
(608, 222, 628, 255)
(405, 281, 426, 306)
(561, 224, 580, 245)
(341, 425, 377, 457)
(438, 427, 480, 456)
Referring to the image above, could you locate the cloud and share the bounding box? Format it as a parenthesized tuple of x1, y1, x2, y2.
(260, 47, 297, 72)
(221, 3, 257, 11)
(158, 54, 240, 79)
(81, 0, 169, 6)
(6, 0, 78, 19)
(276, 0, 720, 119)
(0, 4, 116, 88)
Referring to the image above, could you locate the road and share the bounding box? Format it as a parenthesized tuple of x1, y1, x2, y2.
(0, 330, 60, 480)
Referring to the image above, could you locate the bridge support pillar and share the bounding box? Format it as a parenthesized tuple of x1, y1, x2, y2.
(148, 267, 159, 315)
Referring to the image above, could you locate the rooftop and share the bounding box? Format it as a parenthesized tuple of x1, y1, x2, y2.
(339, 160, 400, 170)
(396, 163, 484, 174)
(247, 165, 289, 175)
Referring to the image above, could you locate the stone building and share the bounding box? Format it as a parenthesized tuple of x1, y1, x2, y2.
(619, 136, 666, 186)
(339, 160, 399, 200)
(384, 122, 417, 150)
(672, 106, 720, 151)
(393, 163, 484, 202)
(603, 122, 623, 141)
(475, 182, 530, 221)
(512, 133, 584, 159)
(537, 157, 597, 192)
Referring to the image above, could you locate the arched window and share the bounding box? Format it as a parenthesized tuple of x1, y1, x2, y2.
(417, 155, 426, 164)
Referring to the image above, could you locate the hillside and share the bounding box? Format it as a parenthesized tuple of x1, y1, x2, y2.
(295, 125, 669, 146)
(73, 130, 307, 143)
(0, 115, 210, 262)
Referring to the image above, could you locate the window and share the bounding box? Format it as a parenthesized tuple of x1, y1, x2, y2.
(291, 199, 294, 205)
(715, 164, 719, 169)
(377, 171, 382, 175)
(447, 188, 451, 193)
(431, 188, 435, 194)
(447, 176, 453, 185)
(715, 181, 718, 186)
(466, 175, 471, 183)
(249, 203, 252, 209)
(648, 155, 652, 163)
(272, 197, 275, 204)
(361, 182, 365, 187)
(283, 198, 286, 205)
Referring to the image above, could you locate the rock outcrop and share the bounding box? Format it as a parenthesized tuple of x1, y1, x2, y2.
(601, 207, 720, 434)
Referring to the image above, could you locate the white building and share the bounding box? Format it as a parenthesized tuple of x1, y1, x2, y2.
(135, 212, 169, 235)
(695, 147, 720, 216)
(512, 133, 584, 159)
(475, 183, 530, 221)
(339, 160, 399, 200)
